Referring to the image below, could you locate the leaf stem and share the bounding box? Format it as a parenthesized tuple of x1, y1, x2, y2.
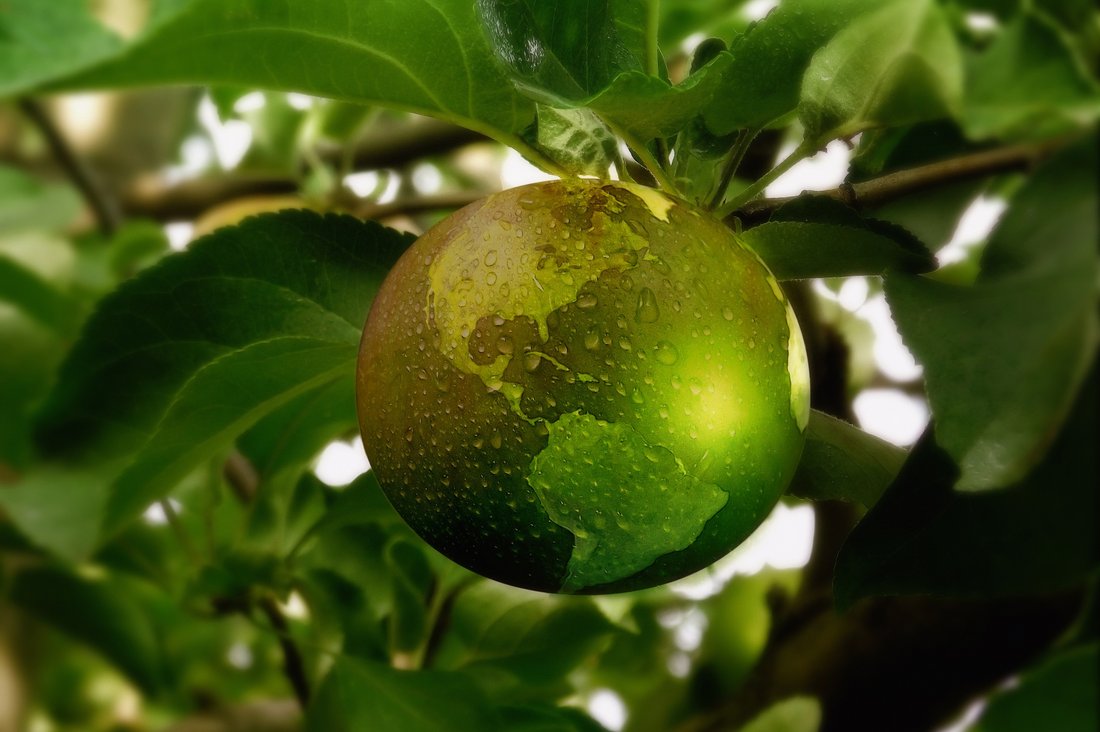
(707, 128, 758, 210)
(716, 140, 815, 219)
(645, 0, 661, 77)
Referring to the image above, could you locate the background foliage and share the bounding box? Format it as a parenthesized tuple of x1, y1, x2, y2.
(0, 1, 1096, 731)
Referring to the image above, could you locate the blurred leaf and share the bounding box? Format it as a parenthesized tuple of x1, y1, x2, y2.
(435, 581, 617, 687)
(970, 644, 1099, 732)
(741, 196, 936, 280)
(476, 0, 643, 102)
(0, 166, 82, 234)
(0, 0, 123, 98)
(0, 464, 114, 560)
(43, 0, 537, 155)
(963, 10, 1100, 141)
(8, 565, 163, 692)
(307, 657, 501, 731)
(699, 571, 799, 695)
(787, 411, 906, 508)
(0, 310, 66, 467)
(739, 696, 822, 732)
(703, 0, 874, 134)
(834, 368, 1097, 607)
(498, 703, 606, 732)
(0, 254, 78, 332)
(534, 106, 618, 176)
(885, 138, 1098, 490)
(799, 0, 963, 143)
(387, 538, 433, 654)
(35, 211, 411, 540)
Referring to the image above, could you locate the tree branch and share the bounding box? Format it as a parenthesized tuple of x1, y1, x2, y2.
(728, 138, 1068, 227)
(18, 98, 123, 236)
(258, 597, 311, 708)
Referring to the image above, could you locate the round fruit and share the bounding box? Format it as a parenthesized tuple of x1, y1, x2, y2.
(356, 179, 809, 594)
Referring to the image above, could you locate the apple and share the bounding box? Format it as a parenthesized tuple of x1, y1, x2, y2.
(357, 179, 809, 593)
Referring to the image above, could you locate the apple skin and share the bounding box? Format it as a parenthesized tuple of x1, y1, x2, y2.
(357, 179, 809, 594)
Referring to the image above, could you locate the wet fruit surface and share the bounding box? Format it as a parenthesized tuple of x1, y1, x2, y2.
(357, 179, 809, 593)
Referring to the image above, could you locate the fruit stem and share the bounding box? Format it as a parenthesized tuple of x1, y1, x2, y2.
(716, 140, 815, 219)
(707, 128, 758, 210)
(607, 119, 681, 196)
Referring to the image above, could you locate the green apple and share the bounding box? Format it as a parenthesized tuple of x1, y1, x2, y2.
(357, 179, 809, 593)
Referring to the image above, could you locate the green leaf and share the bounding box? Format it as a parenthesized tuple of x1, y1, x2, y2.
(885, 138, 1098, 490)
(799, 0, 963, 143)
(35, 211, 412, 538)
(8, 565, 163, 692)
(307, 657, 501, 732)
(42, 1, 539, 162)
(534, 106, 618, 177)
(584, 53, 734, 141)
(476, 0, 643, 102)
(742, 196, 936, 280)
(0, 0, 123, 98)
(0, 254, 78, 333)
(963, 10, 1100, 141)
(787, 411, 907, 508)
(0, 166, 82, 235)
(970, 645, 1099, 732)
(498, 704, 606, 732)
(703, 0, 875, 134)
(740, 697, 822, 732)
(834, 368, 1097, 607)
(434, 581, 616, 686)
(238, 374, 358, 481)
(0, 464, 115, 561)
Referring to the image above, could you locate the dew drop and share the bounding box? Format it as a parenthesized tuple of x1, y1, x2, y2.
(634, 287, 660, 323)
(655, 340, 679, 365)
(576, 293, 598, 309)
(584, 328, 601, 350)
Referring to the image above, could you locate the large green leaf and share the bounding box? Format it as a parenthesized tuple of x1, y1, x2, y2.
(476, 0, 644, 102)
(307, 657, 501, 732)
(8, 565, 164, 693)
(787, 411, 907, 508)
(37, 0, 540, 161)
(0, 0, 123, 98)
(799, 0, 963, 143)
(970, 645, 1099, 732)
(34, 211, 411, 539)
(885, 138, 1098, 490)
(834, 368, 1097, 607)
(963, 10, 1100, 141)
(741, 196, 936, 280)
(702, 0, 874, 134)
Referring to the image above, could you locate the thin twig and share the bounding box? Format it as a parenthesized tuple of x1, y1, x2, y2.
(18, 98, 122, 236)
(729, 137, 1068, 226)
(259, 596, 311, 708)
(159, 499, 202, 566)
(707, 128, 756, 210)
(716, 141, 814, 218)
